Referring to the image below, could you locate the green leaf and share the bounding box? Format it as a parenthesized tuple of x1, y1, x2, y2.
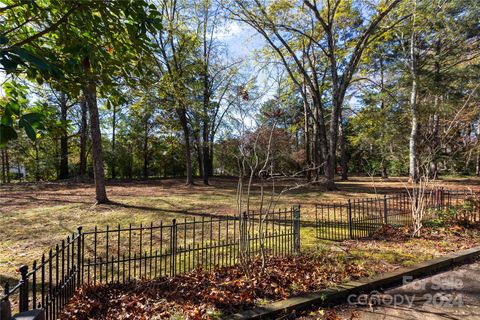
(8, 100, 21, 113)
(23, 122, 37, 141)
(19, 113, 43, 141)
(21, 113, 44, 128)
(1, 103, 20, 126)
(0, 124, 18, 146)
(0, 56, 19, 73)
(10, 47, 51, 71)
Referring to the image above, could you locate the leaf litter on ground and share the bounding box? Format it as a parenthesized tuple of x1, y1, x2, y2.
(61, 224, 480, 320)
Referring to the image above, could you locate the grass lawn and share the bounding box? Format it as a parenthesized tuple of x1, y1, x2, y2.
(1, 175, 479, 289)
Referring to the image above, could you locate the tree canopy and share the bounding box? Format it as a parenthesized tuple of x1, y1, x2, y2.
(1, 0, 479, 201)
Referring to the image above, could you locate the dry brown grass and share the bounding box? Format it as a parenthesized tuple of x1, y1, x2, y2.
(0, 175, 478, 286)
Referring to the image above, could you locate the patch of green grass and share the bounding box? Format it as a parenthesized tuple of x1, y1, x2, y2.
(402, 260, 417, 267)
(169, 312, 186, 320)
(206, 309, 223, 319)
(256, 298, 270, 306)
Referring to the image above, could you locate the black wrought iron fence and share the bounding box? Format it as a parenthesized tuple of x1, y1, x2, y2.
(0, 230, 82, 320)
(315, 188, 479, 241)
(1, 207, 300, 319)
(2, 188, 478, 318)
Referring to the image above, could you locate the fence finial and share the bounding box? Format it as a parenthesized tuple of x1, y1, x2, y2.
(17, 265, 29, 312)
(18, 265, 28, 280)
(0, 282, 12, 320)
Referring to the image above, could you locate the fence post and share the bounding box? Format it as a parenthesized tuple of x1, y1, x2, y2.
(293, 205, 301, 253)
(77, 227, 83, 288)
(383, 195, 388, 225)
(441, 187, 445, 209)
(170, 219, 177, 276)
(347, 200, 353, 239)
(0, 283, 12, 320)
(18, 265, 28, 312)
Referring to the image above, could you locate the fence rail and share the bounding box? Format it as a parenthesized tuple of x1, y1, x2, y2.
(1, 207, 300, 319)
(315, 188, 479, 241)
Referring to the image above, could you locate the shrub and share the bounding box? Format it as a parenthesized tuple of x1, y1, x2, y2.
(424, 198, 478, 228)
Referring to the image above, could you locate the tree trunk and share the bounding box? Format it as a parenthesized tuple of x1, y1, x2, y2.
(409, 79, 419, 182)
(79, 97, 88, 178)
(59, 93, 69, 180)
(324, 30, 343, 190)
(34, 141, 40, 182)
(111, 103, 117, 179)
(170, 136, 175, 178)
(83, 80, 109, 204)
(381, 164, 388, 179)
(1, 149, 6, 183)
(339, 114, 348, 181)
(201, 11, 211, 186)
(197, 143, 203, 178)
(311, 95, 329, 181)
(143, 117, 149, 179)
(54, 136, 60, 178)
(323, 26, 343, 190)
(303, 93, 312, 182)
(177, 107, 193, 185)
(325, 92, 341, 189)
(313, 99, 320, 181)
(318, 120, 328, 179)
(465, 149, 473, 174)
(193, 130, 203, 179)
(127, 142, 133, 180)
(208, 136, 214, 177)
(429, 39, 442, 179)
(202, 129, 210, 185)
(379, 55, 388, 179)
(429, 112, 439, 178)
(4, 147, 10, 183)
(409, 2, 419, 183)
(476, 153, 480, 176)
(16, 161, 21, 181)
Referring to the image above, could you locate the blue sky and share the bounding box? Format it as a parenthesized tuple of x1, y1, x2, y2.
(213, 21, 263, 58)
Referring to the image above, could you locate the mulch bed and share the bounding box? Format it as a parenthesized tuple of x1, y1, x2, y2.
(60, 255, 382, 320)
(368, 223, 480, 249)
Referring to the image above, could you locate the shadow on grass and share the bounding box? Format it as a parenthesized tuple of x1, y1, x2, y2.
(0, 273, 22, 292)
(108, 201, 234, 220)
(0, 193, 92, 207)
(442, 178, 480, 187)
